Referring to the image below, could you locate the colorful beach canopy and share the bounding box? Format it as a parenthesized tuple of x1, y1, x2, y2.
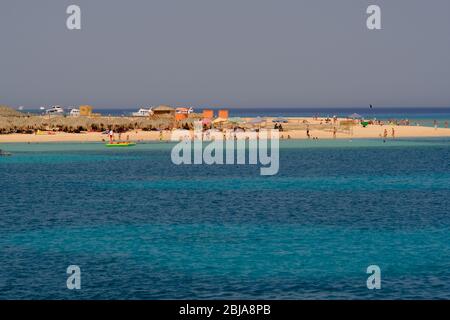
(249, 117, 266, 124)
(227, 117, 244, 124)
(348, 113, 362, 119)
(212, 117, 227, 124)
(272, 117, 288, 123)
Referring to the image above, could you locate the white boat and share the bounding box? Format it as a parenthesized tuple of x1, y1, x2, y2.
(132, 108, 153, 117)
(176, 107, 194, 114)
(45, 106, 64, 115)
(18, 106, 24, 111)
(39, 107, 45, 110)
(0, 149, 12, 156)
(69, 108, 80, 117)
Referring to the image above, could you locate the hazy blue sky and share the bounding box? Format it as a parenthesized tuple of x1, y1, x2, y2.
(1, 0, 450, 108)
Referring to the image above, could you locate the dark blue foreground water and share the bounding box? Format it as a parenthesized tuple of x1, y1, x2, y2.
(0, 139, 449, 299)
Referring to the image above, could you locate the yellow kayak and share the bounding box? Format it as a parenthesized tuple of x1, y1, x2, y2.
(36, 130, 56, 135)
(105, 142, 136, 147)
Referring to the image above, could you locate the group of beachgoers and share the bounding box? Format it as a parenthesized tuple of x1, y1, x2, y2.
(106, 129, 132, 144)
(273, 123, 285, 131)
(358, 118, 448, 129)
(87, 116, 450, 144)
(304, 125, 322, 140)
(184, 128, 274, 141)
(382, 128, 396, 142)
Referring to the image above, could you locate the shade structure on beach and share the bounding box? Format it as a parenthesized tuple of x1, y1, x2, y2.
(348, 113, 362, 119)
(212, 117, 227, 124)
(153, 105, 175, 116)
(227, 117, 244, 124)
(0, 106, 26, 117)
(272, 117, 288, 123)
(249, 117, 266, 124)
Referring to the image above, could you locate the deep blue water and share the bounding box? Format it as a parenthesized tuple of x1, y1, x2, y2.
(0, 138, 449, 299)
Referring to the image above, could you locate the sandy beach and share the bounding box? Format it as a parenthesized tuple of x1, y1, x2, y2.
(2, 105, 450, 143)
(1, 117, 450, 143)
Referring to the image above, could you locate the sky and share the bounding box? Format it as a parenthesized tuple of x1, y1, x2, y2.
(1, 0, 450, 109)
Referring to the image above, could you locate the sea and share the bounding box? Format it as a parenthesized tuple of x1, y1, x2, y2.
(0, 108, 449, 299)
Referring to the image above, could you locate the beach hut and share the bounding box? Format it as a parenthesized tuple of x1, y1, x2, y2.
(0, 105, 26, 117)
(153, 105, 175, 116)
(218, 109, 229, 119)
(175, 113, 188, 121)
(79, 105, 93, 116)
(202, 109, 214, 119)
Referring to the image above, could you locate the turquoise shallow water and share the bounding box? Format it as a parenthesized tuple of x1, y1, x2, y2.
(0, 138, 449, 299)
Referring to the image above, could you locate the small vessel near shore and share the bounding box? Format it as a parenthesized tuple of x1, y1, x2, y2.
(0, 149, 12, 156)
(132, 108, 153, 117)
(45, 106, 64, 115)
(105, 142, 136, 147)
(69, 108, 80, 117)
(176, 107, 194, 114)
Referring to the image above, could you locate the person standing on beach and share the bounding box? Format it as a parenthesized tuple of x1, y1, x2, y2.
(434, 120, 438, 130)
(333, 127, 337, 139)
(306, 125, 311, 139)
(391, 127, 395, 139)
(383, 129, 388, 143)
(108, 129, 114, 144)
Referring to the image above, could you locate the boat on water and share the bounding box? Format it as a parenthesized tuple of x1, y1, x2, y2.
(45, 106, 64, 115)
(176, 107, 194, 114)
(105, 142, 136, 147)
(0, 150, 12, 156)
(69, 108, 80, 117)
(132, 108, 153, 117)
